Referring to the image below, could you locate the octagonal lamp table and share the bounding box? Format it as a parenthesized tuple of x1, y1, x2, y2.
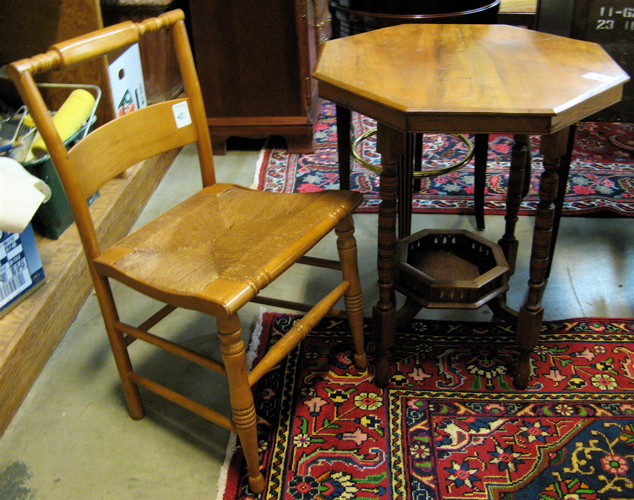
(313, 24, 629, 389)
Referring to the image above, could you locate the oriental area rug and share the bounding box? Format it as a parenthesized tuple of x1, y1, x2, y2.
(255, 102, 634, 217)
(216, 313, 634, 500)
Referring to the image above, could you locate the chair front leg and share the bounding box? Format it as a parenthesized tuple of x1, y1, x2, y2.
(336, 215, 368, 370)
(217, 314, 264, 493)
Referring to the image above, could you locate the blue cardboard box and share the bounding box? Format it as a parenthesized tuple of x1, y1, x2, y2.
(0, 224, 46, 317)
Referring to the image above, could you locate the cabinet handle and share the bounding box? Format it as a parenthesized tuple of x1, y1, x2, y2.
(319, 35, 328, 45)
(316, 22, 325, 30)
(305, 77, 312, 101)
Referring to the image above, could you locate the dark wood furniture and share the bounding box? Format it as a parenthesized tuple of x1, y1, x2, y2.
(187, 0, 330, 154)
(9, 10, 367, 494)
(314, 24, 629, 389)
(330, 0, 501, 36)
(498, 0, 537, 27)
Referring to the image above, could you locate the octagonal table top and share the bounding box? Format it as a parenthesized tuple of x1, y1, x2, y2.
(313, 24, 630, 135)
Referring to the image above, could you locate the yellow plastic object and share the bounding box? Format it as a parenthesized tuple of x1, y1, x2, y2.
(22, 115, 35, 128)
(30, 89, 95, 158)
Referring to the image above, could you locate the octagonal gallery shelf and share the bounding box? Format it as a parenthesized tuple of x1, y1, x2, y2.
(395, 229, 510, 309)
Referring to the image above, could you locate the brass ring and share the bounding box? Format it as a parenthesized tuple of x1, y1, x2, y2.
(351, 128, 475, 177)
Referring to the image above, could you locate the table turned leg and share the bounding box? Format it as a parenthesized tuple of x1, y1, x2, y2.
(514, 128, 570, 389)
(488, 134, 530, 321)
(473, 134, 490, 231)
(372, 123, 403, 388)
(336, 104, 352, 191)
(547, 124, 577, 278)
(498, 134, 529, 274)
(398, 133, 417, 239)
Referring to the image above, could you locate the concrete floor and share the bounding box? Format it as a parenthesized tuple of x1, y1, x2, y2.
(1, 143, 633, 499)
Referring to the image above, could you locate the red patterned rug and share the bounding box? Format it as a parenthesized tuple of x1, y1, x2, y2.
(216, 313, 634, 500)
(255, 102, 634, 217)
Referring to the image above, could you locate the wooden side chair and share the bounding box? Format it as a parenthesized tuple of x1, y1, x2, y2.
(8, 9, 367, 494)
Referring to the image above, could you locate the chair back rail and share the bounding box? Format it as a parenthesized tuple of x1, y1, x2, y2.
(68, 98, 198, 199)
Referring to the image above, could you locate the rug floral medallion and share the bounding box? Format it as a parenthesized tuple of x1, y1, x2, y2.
(218, 314, 634, 500)
(256, 102, 634, 217)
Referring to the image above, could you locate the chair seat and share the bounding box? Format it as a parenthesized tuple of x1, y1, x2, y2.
(95, 184, 363, 314)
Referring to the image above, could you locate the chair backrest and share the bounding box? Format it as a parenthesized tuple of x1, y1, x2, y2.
(8, 9, 214, 260)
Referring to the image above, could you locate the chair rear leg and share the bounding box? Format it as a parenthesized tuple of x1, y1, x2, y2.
(95, 275, 144, 419)
(336, 215, 368, 370)
(217, 314, 265, 494)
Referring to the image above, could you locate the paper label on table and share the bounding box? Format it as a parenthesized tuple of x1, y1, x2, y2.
(582, 72, 615, 82)
(172, 102, 192, 129)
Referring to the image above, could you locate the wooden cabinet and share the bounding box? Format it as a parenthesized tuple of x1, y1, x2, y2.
(187, 0, 329, 154)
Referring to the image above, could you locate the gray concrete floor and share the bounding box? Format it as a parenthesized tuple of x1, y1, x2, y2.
(1, 144, 633, 499)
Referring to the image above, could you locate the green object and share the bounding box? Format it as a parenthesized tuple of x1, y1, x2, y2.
(22, 127, 98, 240)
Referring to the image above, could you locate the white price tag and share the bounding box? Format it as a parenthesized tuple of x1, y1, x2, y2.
(582, 72, 615, 83)
(172, 101, 192, 129)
